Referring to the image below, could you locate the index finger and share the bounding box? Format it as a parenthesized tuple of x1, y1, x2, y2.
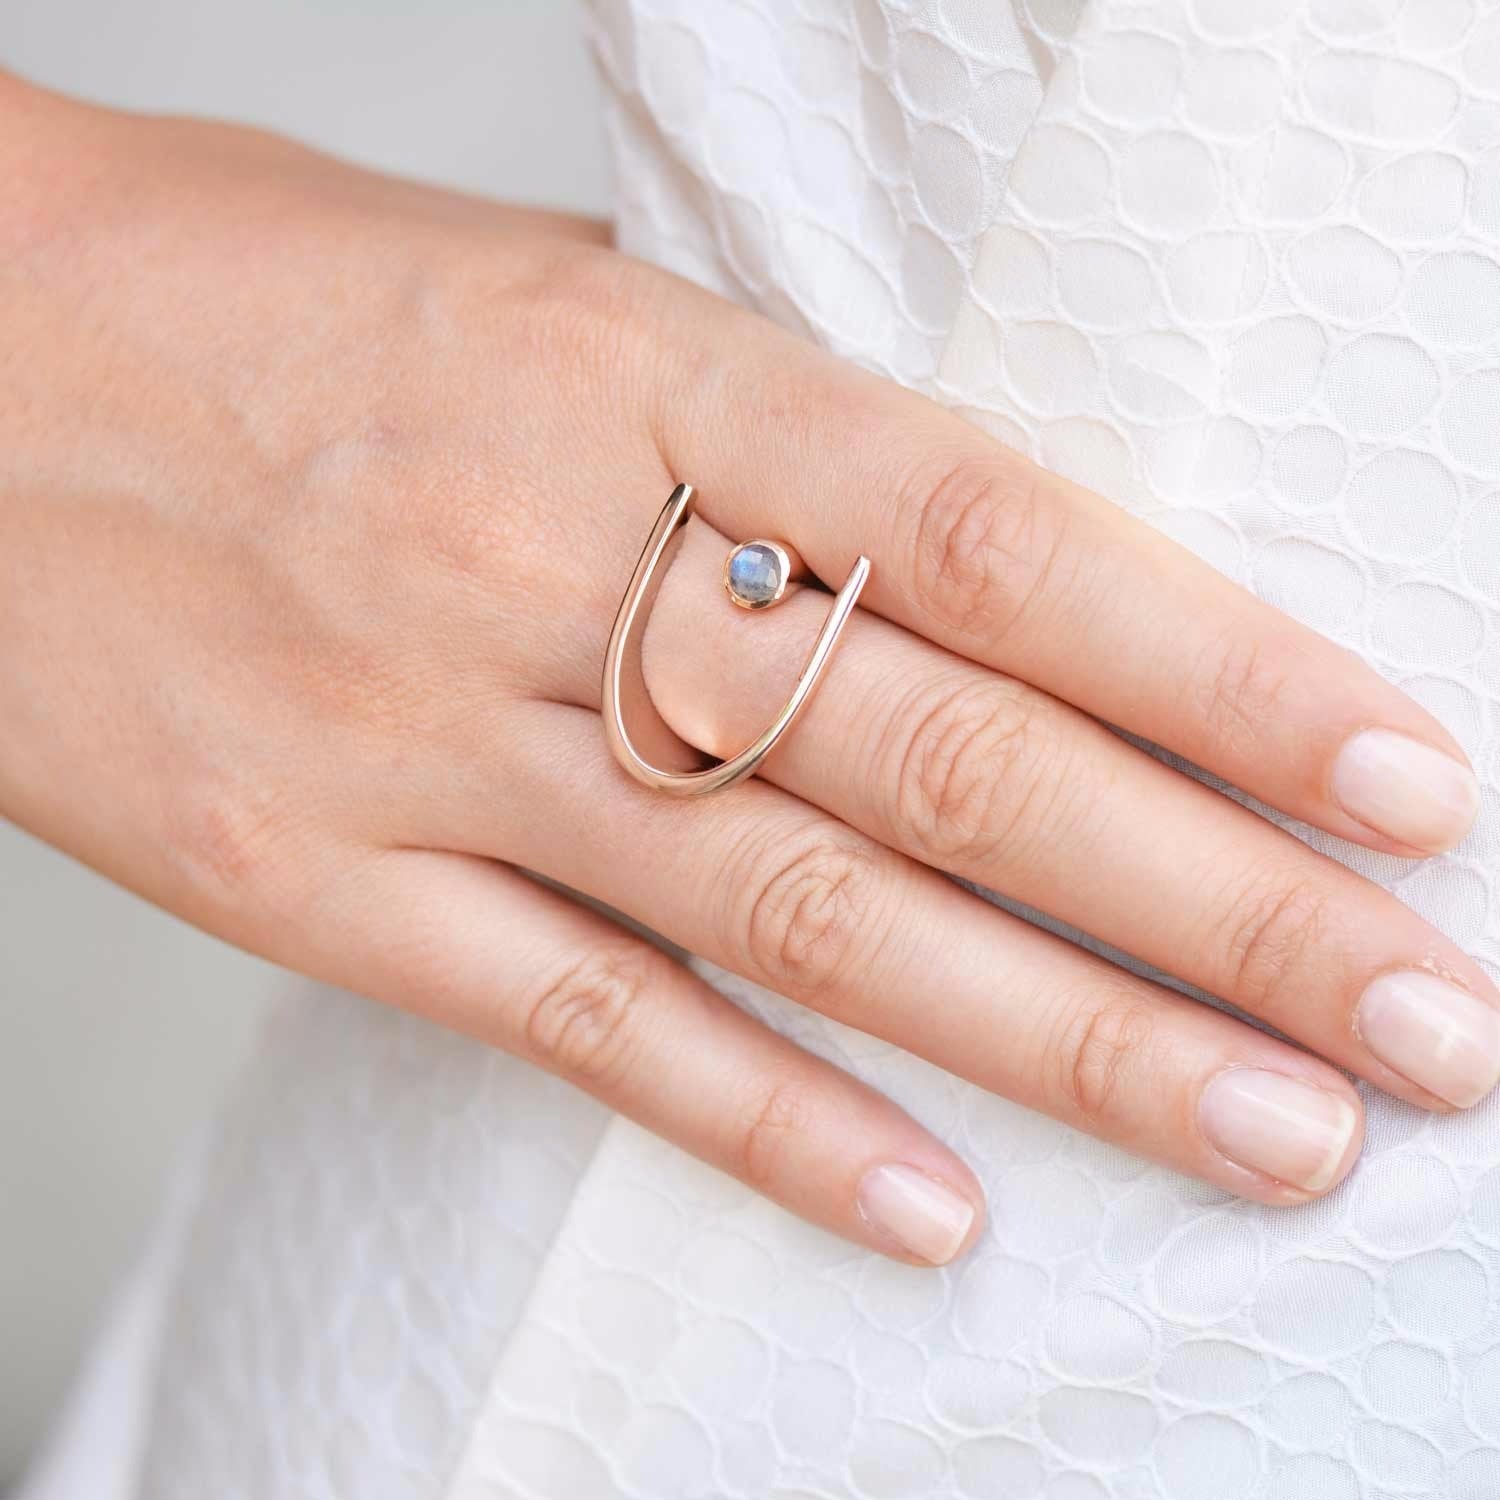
(654, 289, 1478, 857)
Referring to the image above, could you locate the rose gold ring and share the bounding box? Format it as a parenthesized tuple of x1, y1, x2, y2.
(601, 483, 870, 796)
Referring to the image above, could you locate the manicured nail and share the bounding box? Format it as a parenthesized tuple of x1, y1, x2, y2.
(1332, 728, 1480, 850)
(1357, 970, 1500, 1108)
(857, 1163, 975, 1264)
(1199, 1068, 1357, 1192)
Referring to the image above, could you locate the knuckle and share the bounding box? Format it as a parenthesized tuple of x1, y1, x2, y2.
(733, 1077, 811, 1192)
(508, 239, 655, 374)
(1051, 990, 1159, 1128)
(739, 829, 878, 999)
(891, 677, 1048, 866)
(1194, 632, 1300, 761)
(1213, 867, 1332, 1014)
(404, 246, 655, 589)
(907, 454, 1061, 642)
(166, 780, 297, 913)
(409, 469, 518, 588)
(523, 948, 655, 1088)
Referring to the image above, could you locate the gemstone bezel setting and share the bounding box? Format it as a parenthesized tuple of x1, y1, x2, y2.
(724, 539, 792, 610)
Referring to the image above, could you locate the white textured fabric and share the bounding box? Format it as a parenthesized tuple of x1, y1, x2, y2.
(30, 2, 1500, 1497)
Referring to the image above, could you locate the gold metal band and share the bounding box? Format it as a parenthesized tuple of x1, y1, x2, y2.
(601, 483, 870, 796)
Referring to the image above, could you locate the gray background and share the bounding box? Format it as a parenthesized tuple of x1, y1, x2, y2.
(0, 2, 608, 1483)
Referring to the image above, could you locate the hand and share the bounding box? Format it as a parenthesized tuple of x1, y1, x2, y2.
(4, 76, 1492, 1267)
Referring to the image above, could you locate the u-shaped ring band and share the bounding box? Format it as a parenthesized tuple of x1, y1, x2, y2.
(601, 484, 871, 795)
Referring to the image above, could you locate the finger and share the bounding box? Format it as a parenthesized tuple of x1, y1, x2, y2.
(308, 848, 985, 1266)
(640, 278, 1479, 855)
(485, 702, 1366, 1204)
(639, 522, 1500, 1115)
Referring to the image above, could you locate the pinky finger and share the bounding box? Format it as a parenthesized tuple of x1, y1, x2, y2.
(320, 846, 987, 1267)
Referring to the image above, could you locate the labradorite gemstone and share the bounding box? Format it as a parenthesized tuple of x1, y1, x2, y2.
(727, 543, 785, 606)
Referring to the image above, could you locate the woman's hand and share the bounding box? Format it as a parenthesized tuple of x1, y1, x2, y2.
(4, 76, 1493, 1266)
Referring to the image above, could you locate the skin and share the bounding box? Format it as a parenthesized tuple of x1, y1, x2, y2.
(0, 73, 1490, 1266)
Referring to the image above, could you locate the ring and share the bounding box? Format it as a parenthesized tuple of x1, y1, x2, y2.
(601, 483, 870, 795)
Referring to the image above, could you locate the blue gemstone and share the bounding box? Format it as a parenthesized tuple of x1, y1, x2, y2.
(728, 543, 784, 606)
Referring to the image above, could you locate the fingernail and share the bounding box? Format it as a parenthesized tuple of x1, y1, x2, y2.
(1199, 1068, 1357, 1192)
(856, 1163, 975, 1264)
(1357, 970, 1500, 1108)
(1332, 728, 1480, 851)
